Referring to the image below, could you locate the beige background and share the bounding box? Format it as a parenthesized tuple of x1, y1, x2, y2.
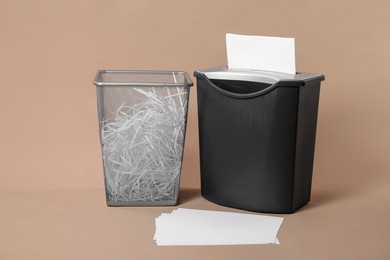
(1, 0, 389, 259)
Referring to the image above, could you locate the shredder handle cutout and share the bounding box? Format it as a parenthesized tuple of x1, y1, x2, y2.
(199, 73, 280, 99)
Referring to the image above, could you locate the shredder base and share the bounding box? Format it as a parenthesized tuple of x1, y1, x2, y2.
(201, 191, 309, 214)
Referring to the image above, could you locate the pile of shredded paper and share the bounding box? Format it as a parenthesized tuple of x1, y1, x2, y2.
(101, 87, 188, 203)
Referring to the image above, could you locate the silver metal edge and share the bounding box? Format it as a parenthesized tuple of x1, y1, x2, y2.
(106, 200, 178, 206)
(93, 70, 103, 86)
(93, 70, 194, 87)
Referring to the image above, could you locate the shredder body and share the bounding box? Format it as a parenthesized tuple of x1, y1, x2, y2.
(195, 67, 325, 213)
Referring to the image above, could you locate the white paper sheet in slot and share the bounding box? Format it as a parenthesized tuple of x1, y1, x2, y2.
(226, 33, 296, 75)
(154, 208, 284, 246)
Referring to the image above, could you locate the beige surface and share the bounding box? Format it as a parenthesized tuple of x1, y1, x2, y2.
(1, 188, 389, 259)
(1, 0, 390, 259)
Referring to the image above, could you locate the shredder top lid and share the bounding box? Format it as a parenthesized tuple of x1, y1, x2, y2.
(194, 67, 324, 86)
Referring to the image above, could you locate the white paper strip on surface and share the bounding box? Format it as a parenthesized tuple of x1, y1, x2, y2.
(154, 208, 284, 246)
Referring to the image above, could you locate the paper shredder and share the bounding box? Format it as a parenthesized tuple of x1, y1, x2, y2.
(195, 67, 325, 213)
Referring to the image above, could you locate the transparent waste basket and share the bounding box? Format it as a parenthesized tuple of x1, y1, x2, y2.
(93, 70, 193, 206)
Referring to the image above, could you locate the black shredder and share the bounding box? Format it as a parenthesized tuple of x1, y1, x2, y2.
(195, 67, 325, 213)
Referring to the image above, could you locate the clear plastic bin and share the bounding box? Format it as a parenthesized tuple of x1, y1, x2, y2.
(93, 70, 193, 206)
